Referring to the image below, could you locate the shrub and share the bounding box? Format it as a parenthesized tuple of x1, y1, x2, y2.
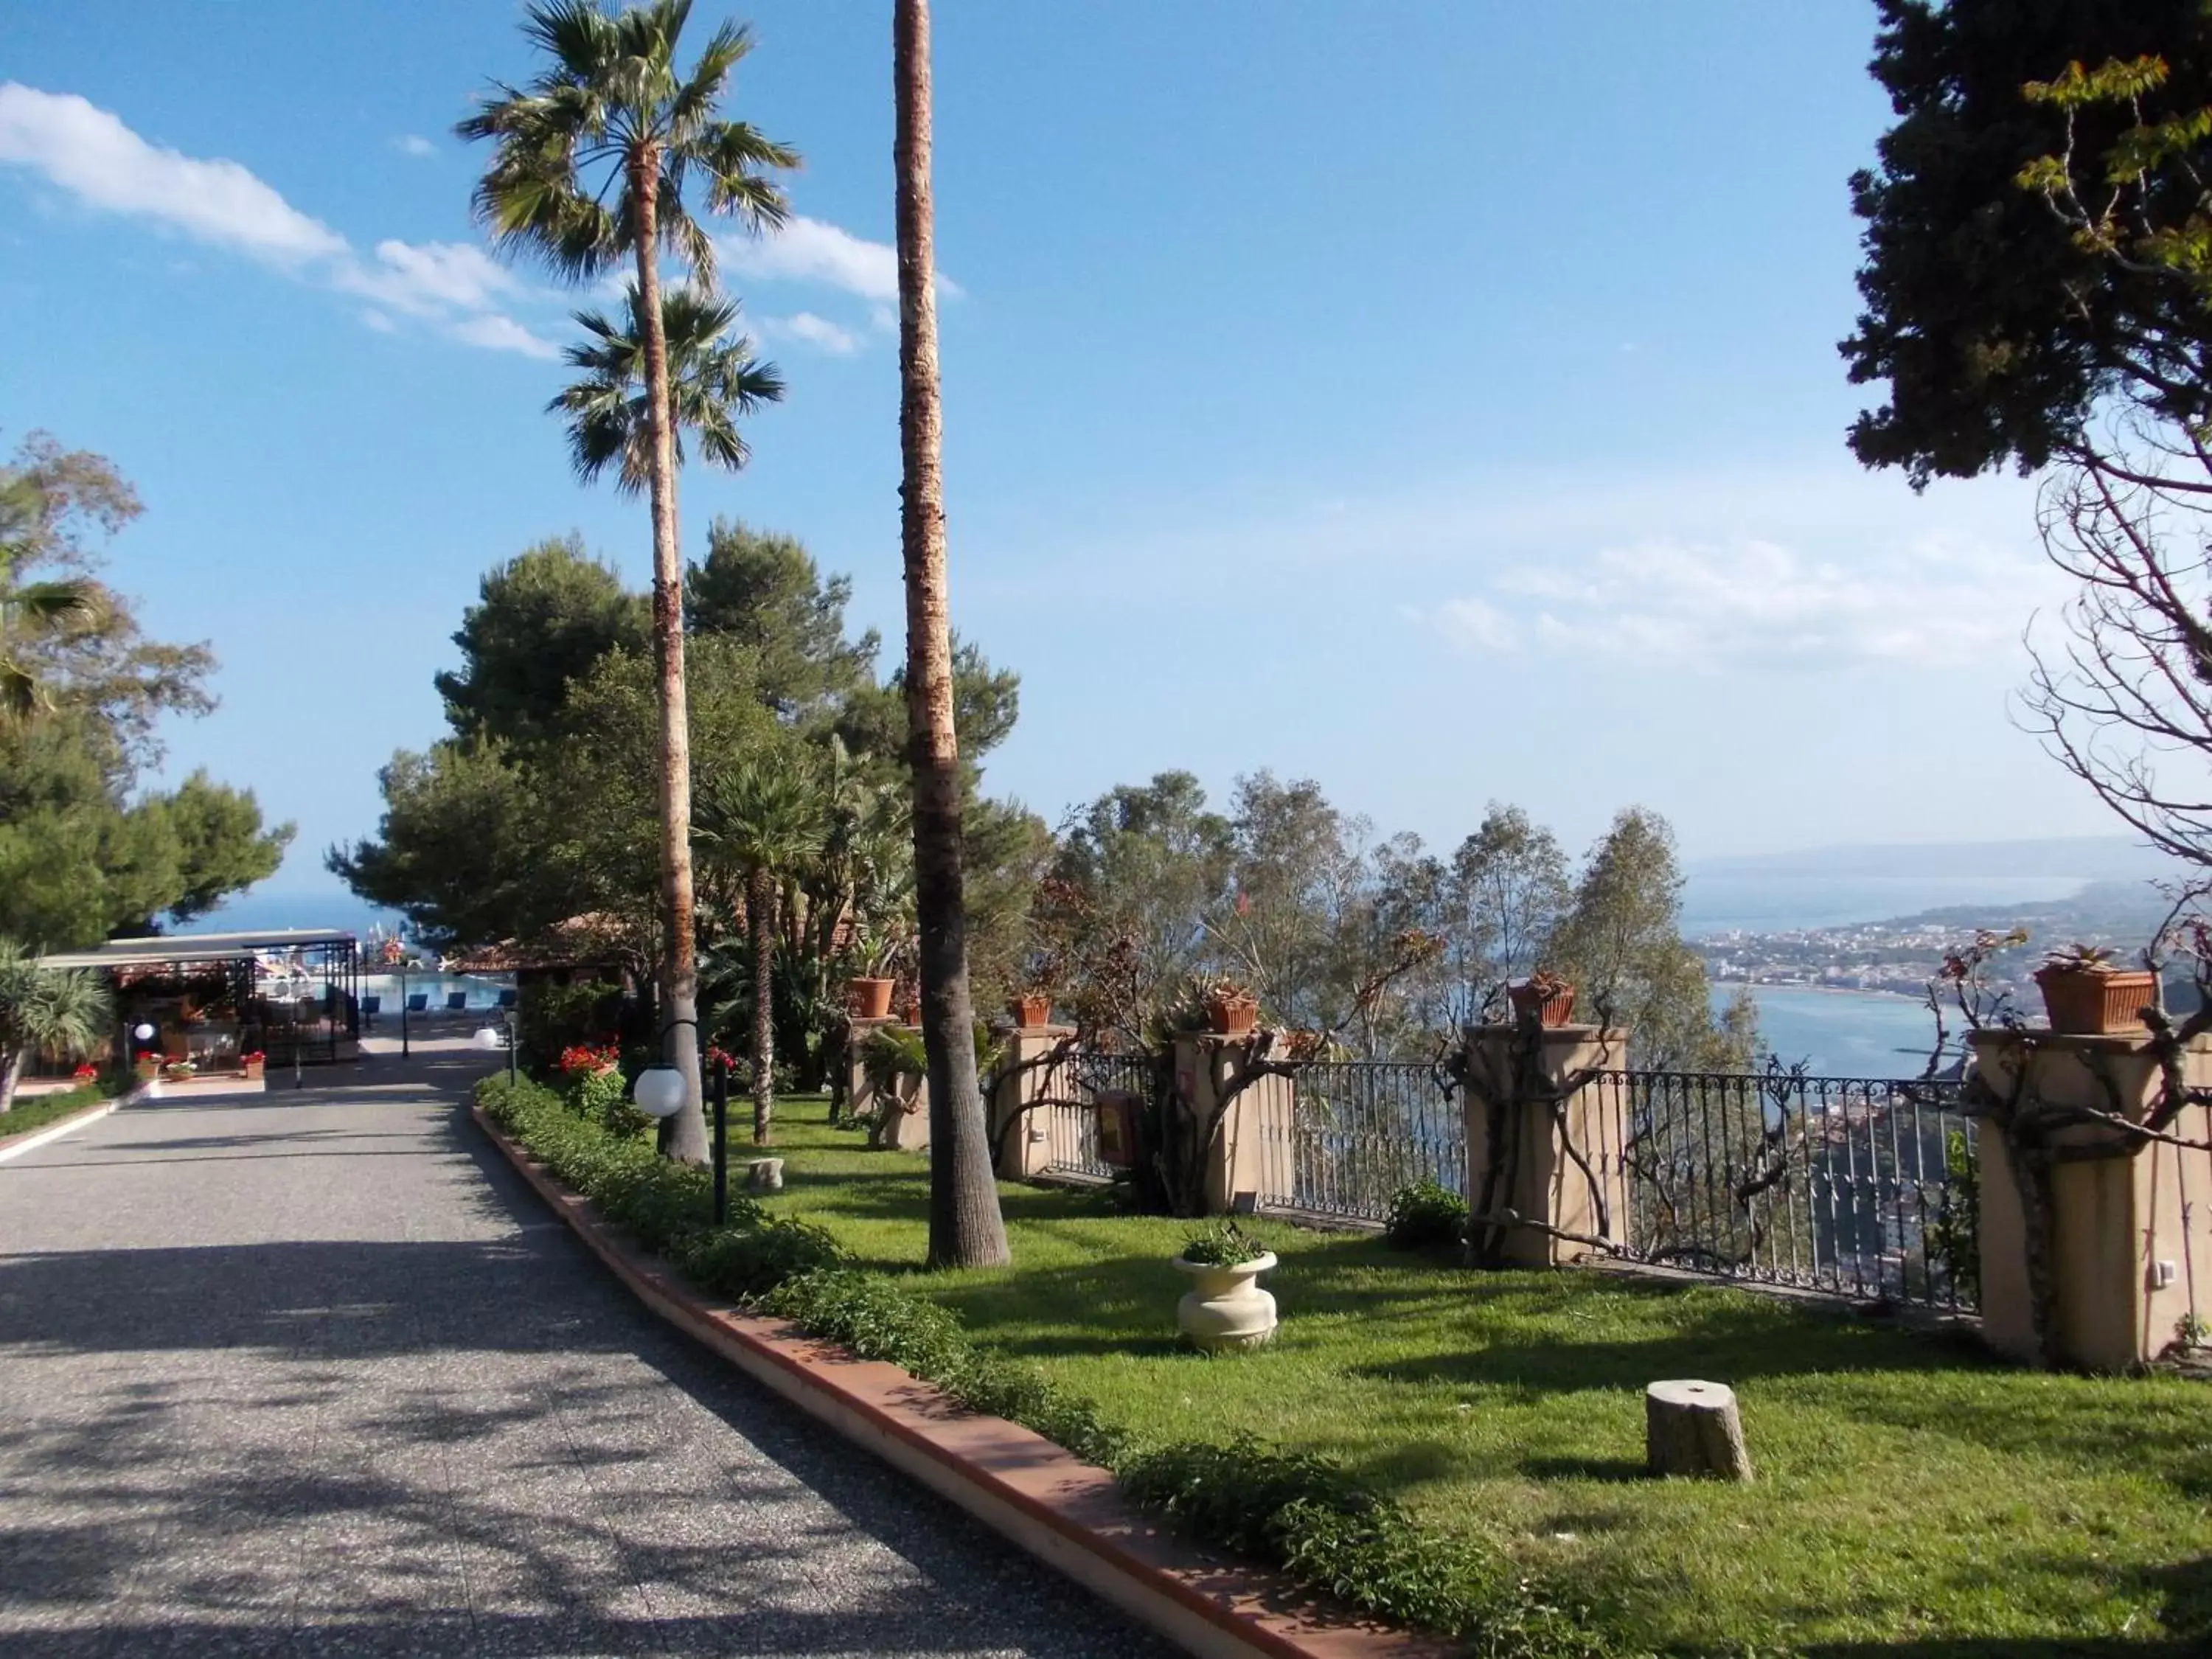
(1387, 1180, 1470, 1251)
(471, 1071, 1603, 1656)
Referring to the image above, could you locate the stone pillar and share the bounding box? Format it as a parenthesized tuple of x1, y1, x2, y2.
(1969, 1029, 2212, 1370)
(847, 1017, 930, 1152)
(1461, 1024, 1630, 1267)
(995, 1023, 1076, 1179)
(846, 1015, 896, 1127)
(1172, 1034, 1295, 1214)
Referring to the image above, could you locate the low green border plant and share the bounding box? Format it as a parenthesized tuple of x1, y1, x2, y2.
(1387, 1179, 1471, 1251)
(475, 1072, 1618, 1658)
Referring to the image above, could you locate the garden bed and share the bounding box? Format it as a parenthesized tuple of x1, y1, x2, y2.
(0, 1079, 122, 1147)
(745, 1096, 2212, 1652)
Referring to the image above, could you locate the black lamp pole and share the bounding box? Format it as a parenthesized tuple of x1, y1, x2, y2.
(712, 1053, 729, 1225)
(505, 1010, 517, 1083)
(400, 964, 410, 1059)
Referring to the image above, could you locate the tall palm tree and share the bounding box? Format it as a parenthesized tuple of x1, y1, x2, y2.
(0, 943, 112, 1115)
(0, 474, 100, 720)
(461, 0, 798, 1164)
(696, 754, 824, 1145)
(894, 0, 1008, 1267)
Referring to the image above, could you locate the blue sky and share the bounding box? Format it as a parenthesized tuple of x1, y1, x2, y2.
(0, 1, 2102, 912)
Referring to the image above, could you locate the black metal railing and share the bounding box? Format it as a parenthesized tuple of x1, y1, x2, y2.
(1261, 1060, 1464, 1223)
(1042, 1051, 1154, 1181)
(1596, 1068, 1978, 1310)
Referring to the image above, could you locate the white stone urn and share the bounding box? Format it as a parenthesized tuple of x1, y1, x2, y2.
(1172, 1251, 1278, 1352)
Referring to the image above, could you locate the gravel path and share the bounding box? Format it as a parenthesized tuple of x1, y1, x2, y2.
(0, 1045, 1175, 1658)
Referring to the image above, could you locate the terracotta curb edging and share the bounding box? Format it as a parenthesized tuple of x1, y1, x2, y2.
(470, 1104, 1447, 1659)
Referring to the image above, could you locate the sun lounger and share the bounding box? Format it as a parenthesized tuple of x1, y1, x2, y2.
(445, 992, 468, 1012)
(496, 989, 518, 1009)
(406, 993, 428, 1014)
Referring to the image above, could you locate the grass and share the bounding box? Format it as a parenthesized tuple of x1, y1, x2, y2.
(0, 1077, 119, 1142)
(747, 1092, 2212, 1653)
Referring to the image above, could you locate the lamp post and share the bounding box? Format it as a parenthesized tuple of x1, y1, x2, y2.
(712, 1052, 729, 1224)
(630, 1015, 699, 1143)
(504, 1009, 517, 1083)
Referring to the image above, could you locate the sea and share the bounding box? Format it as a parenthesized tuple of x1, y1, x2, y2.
(1679, 870, 2093, 1079)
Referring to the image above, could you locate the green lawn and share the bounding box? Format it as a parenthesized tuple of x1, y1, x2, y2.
(750, 1093, 2212, 1652)
(0, 1079, 116, 1143)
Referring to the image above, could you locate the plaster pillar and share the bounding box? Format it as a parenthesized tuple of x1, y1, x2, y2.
(846, 1016, 930, 1152)
(1461, 1023, 1630, 1266)
(1173, 1034, 1295, 1214)
(1969, 1029, 2212, 1370)
(995, 1023, 1076, 1179)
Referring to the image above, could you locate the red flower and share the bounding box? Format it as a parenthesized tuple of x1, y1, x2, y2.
(72, 1062, 98, 1081)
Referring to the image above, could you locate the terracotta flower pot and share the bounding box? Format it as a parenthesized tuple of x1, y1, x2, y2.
(848, 976, 895, 1020)
(243, 1060, 264, 1080)
(1206, 994, 1258, 1036)
(2034, 966, 2157, 1034)
(1009, 993, 1051, 1029)
(1508, 980, 1577, 1028)
(1172, 1251, 1279, 1352)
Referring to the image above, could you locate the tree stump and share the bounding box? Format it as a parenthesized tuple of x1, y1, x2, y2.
(1645, 1380, 1752, 1482)
(747, 1158, 785, 1194)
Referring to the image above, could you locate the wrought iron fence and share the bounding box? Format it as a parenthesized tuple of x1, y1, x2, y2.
(1595, 1068, 1978, 1310)
(1259, 1060, 1464, 1224)
(1040, 1051, 1155, 1182)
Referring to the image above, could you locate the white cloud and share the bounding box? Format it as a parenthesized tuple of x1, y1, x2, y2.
(447, 312, 559, 359)
(1425, 532, 2056, 669)
(394, 134, 436, 159)
(0, 83, 552, 358)
(0, 83, 344, 264)
(338, 239, 519, 316)
(762, 310, 860, 355)
(1433, 597, 1520, 653)
(715, 214, 959, 352)
(724, 215, 904, 302)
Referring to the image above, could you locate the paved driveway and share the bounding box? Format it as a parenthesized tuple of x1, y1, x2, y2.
(0, 1046, 1173, 1657)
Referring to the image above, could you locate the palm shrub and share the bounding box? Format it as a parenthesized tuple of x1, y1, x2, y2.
(0, 942, 111, 1114)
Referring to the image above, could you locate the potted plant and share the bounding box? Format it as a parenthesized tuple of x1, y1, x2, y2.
(2033, 944, 2158, 1034)
(844, 923, 905, 1020)
(162, 1060, 196, 1082)
(1007, 987, 1052, 1029)
(133, 1053, 160, 1082)
(1507, 970, 1576, 1028)
(1200, 975, 1259, 1037)
(240, 1050, 265, 1080)
(1172, 1220, 1278, 1351)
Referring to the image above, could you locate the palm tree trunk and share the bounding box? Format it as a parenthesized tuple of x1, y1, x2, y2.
(751, 863, 776, 1145)
(894, 0, 1009, 1269)
(631, 146, 707, 1165)
(0, 1045, 23, 1116)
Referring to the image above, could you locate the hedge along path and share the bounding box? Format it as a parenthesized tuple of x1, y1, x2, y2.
(473, 1074, 1622, 1659)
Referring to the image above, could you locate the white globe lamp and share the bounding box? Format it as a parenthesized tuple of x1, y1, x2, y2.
(633, 1064, 687, 1119)
(472, 1024, 505, 1051)
(133, 1022, 156, 1043)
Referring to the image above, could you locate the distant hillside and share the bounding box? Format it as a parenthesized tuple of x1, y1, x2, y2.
(1881, 878, 2179, 940)
(1690, 836, 2178, 883)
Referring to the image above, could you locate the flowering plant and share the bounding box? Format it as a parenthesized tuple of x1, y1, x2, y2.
(557, 1043, 620, 1075)
(240, 1051, 266, 1066)
(72, 1062, 98, 1082)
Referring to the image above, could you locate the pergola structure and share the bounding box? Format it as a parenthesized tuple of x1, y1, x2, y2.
(39, 928, 363, 1074)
